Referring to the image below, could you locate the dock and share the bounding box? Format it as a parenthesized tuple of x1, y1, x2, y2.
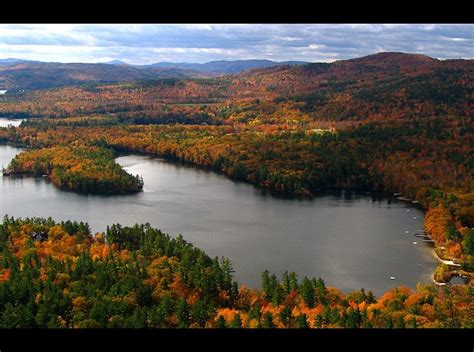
(411, 230, 437, 244)
(397, 196, 413, 202)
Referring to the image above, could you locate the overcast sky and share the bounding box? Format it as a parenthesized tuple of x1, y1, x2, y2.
(0, 24, 472, 64)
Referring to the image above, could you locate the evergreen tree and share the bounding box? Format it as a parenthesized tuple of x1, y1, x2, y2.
(296, 313, 309, 328)
(261, 312, 274, 328)
(261, 270, 271, 301)
(190, 299, 214, 328)
(289, 272, 298, 291)
(300, 277, 315, 308)
(279, 306, 291, 328)
(230, 313, 242, 328)
(281, 271, 291, 295)
(215, 315, 227, 328)
(176, 298, 190, 328)
(462, 229, 474, 255)
(272, 284, 284, 306)
(249, 302, 261, 321)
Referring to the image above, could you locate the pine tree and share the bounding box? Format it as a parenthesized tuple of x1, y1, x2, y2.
(261, 270, 271, 301)
(300, 277, 315, 308)
(176, 298, 189, 328)
(216, 315, 227, 328)
(279, 306, 291, 328)
(296, 313, 309, 328)
(462, 229, 474, 255)
(230, 313, 242, 328)
(261, 312, 274, 328)
(289, 272, 298, 291)
(249, 302, 261, 321)
(281, 271, 291, 294)
(272, 284, 284, 306)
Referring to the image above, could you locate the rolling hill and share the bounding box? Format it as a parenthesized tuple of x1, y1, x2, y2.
(146, 59, 307, 75)
(0, 59, 307, 90)
(0, 52, 472, 122)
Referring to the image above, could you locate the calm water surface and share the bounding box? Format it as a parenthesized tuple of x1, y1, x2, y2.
(0, 145, 437, 295)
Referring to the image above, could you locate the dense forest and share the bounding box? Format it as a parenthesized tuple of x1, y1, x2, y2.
(1, 117, 472, 280)
(0, 52, 473, 327)
(4, 144, 143, 194)
(0, 216, 472, 328)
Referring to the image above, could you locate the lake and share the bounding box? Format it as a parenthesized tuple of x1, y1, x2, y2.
(0, 144, 437, 295)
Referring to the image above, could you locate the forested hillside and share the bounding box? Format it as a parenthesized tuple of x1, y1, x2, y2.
(0, 217, 472, 328)
(0, 53, 471, 122)
(0, 52, 473, 328)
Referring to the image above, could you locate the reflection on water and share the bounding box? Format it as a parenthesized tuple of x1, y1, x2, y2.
(0, 146, 437, 296)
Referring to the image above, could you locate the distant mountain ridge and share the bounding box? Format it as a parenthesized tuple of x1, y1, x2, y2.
(0, 58, 39, 67)
(0, 58, 307, 90)
(103, 60, 129, 66)
(0, 53, 471, 92)
(145, 59, 307, 74)
(0, 52, 471, 122)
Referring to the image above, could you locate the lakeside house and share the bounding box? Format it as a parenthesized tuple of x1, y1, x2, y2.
(0, 90, 7, 95)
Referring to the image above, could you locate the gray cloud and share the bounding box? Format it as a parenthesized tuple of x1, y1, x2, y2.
(0, 24, 472, 64)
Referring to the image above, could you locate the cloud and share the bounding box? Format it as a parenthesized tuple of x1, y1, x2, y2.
(0, 24, 472, 64)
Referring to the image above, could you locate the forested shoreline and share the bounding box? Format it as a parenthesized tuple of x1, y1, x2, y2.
(1, 117, 473, 286)
(0, 52, 472, 328)
(0, 216, 472, 328)
(3, 144, 143, 194)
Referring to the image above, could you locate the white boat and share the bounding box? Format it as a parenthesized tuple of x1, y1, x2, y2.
(390, 276, 396, 280)
(413, 241, 418, 245)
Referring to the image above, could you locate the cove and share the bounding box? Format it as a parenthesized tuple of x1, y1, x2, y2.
(0, 144, 437, 296)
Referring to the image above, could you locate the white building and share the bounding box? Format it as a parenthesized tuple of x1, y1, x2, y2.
(0, 90, 7, 95)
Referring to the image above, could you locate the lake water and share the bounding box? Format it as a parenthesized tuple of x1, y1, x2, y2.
(0, 144, 437, 296)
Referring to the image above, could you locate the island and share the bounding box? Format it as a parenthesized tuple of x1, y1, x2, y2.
(4, 144, 143, 194)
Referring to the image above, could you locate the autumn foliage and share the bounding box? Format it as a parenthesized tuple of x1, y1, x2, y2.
(0, 52, 472, 327)
(0, 216, 473, 328)
(5, 144, 143, 194)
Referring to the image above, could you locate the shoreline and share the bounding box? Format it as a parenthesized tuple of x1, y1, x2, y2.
(432, 248, 461, 267)
(0, 143, 469, 290)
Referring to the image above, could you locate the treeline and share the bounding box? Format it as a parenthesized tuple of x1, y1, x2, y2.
(5, 144, 143, 194)
(0, 54, 471, 125)
(0, 216, 472, 328)
(1, 117, 472, 269)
